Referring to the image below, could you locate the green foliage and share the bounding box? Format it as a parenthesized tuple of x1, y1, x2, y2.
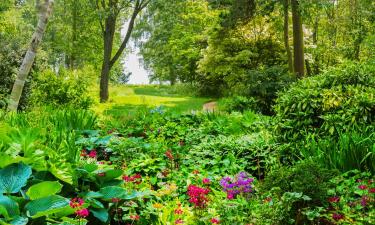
(262, 160, 338, 207)
(219, 96, 259, 113)
(301, 131, 375, 173)
(31, 69, 93, 109)
(275, 62, 375, 141)
(0, 163, 31, 194)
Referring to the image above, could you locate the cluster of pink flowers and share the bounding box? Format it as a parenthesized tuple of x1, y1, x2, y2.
(187, 185, 210, 208)
(210, 218, 220, 224)
(70, 198, 89, 218)
(123, 174, 142, 184)
(80, 149, 97, 158)
(174, 204, 184, 224)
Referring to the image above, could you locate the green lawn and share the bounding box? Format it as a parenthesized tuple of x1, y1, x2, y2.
(91, 84, 210, 119)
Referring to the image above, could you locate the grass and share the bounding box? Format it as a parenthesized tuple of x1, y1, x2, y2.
(90, 84, 210, 119)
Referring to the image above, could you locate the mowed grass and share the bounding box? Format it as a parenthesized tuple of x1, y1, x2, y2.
(90, 84, 210, 120)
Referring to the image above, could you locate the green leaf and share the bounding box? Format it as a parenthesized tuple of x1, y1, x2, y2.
(0, 163, 32, 194)
(99, 186, 125, 200)
(25, 195, 69, 218)
(0, 195, 20, 219)
(9, 217, 28, 225)
(26, 181, 63, 200)
(97, 169, 122, 182)
(91, 208, 108, 222)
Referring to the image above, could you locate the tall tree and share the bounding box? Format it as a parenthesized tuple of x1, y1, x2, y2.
(291, 0, 305, 77)
(283, 0, 293, 73)
(8, 0, 54, 112)
(97, 0, 150, 103)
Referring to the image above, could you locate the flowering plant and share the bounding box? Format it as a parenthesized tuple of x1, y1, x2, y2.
(220, 172, 254, 199)
(187, 185, 210, 208)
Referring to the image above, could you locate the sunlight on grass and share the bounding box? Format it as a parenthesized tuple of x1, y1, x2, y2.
(90, 84, 210, 117)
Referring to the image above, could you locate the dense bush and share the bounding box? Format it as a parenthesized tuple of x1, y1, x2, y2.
(275, 62, 375, 141)
(31, 68, 94, 109)
(218, 96, 259, 113)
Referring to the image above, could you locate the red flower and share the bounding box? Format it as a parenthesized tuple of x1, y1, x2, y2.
(112, 198, 120, 203)
(69, 198, 84, 209)
(75, 208, 89, 217)
(369, 188, 375, 193)
(88, 150, 97, 158)
(187, 185, 210, 208)
(211, 218, 220, 224)
(175, 219, 184, 224)
(174, 208, 183, 215)
(332, 213, 344, 221)
(80, 150, 87, 157)
(130, 214, 140, 220)
(97, 172, 106, 177)
(165, 149, 174, 160)
(358, 185, 367, 190)
(328, 196, 340, 203)
(202, 178, 211, 185)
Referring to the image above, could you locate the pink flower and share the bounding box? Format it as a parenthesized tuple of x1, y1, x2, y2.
(88, 150, 97, 158)
(130, 214, 140, 220)
(75, 208, 89, 217)
(369, 188, 375, 193)
(97, 172, 106, 177)
(174, 208, 183, 215)
(332, 213, 344, 221)
(328, 196, 340, 203)
(175, 219, 184, 224)
(187, 185, 210, 208)
(69, 198, 84, 209)
(358, 185, 367, 190)
(202, 178, 211, 184)
(211, 218, 220, 224)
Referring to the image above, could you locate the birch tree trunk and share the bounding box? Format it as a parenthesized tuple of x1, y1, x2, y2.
(7, 0, 54, 112)
(283, 0, 293, 73)
(291, 0, 305, 78)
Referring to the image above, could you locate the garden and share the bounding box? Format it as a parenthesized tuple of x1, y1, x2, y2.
(1, 0, 374, 224)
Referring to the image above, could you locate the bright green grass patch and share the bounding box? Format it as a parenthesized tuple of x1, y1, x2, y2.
(90, 84, 210, 120)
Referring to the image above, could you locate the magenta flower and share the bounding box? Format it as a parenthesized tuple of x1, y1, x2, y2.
(75, 208, 89, 217)
(358, 185, 367, 190)
(187, 185, 210, 208)
(210, 218, 220, 224)
(88, 150, 97, 158)
(328, 196, 340, 203)
(202, 178, 211, 184)
(332, 213, 344, 221)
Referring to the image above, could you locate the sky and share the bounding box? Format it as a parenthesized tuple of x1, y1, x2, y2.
(121, 22, 150, 85)
(123, 45, 150, 84)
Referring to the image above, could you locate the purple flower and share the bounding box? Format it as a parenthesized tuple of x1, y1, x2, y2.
(219, 172, 254, 200)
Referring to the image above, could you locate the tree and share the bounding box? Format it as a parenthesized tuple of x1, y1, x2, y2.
(283, 0, 293, 73)
(291, 0, 305, 77)
(7, 0, 54, 112)
(97, 0, 150, 103)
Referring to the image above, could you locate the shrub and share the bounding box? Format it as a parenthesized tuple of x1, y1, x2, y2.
(275, 61, 375, 142)
(261, 160, 339, 206)
(30, 68, 93, 109)
(218, 96, 259, 113)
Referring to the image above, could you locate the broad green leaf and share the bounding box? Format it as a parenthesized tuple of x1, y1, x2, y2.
(26, 181, 63, 200)
(0, 163, 32, 194)
(9, 216, 28, 225)
(91, 208, 108, 222)
(0, 195, 19, 219)
(99, 186, 126, 200)
(25, 195, 69, 218)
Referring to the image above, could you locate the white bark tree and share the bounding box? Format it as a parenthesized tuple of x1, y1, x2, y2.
(7, 0, 54, 112)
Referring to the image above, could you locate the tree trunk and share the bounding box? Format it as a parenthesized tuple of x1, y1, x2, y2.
(7, 0, 54, 112)
(99, 0, 143, 102)
(70, 0, 78, 69)
(100, 14, 116, 103)
(283, 0, 293, 73)
(291, 0, 305, 78)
